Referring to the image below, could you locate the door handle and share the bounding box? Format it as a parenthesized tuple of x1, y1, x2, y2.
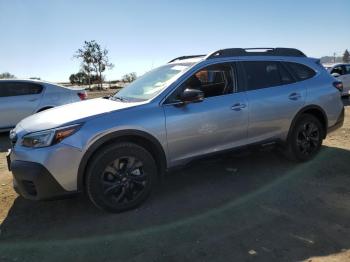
(28, 98, 38, 102)
(288, 93, 301, 101)
(231, 103, 246, 111)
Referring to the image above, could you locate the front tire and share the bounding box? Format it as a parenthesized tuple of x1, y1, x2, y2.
(285, 114, 324, 162)
(86, 142, 157, 213)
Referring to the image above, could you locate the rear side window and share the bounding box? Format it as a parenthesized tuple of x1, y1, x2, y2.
(330, 65, 345, 75)
(344, 65, 350, 74)
(242, 61, 294, 91)
(284, 62, 316, 81)
(0, 82, 43, 97)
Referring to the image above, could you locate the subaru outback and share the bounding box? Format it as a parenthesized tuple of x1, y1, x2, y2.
(7, 48, 345, 212)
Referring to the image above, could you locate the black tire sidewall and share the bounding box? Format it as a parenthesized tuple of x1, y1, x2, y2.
(288, 114, 324, 162)
(86, 142, 157, 213)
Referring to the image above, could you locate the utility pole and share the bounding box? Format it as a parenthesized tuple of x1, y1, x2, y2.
(333, 52, 336, 63)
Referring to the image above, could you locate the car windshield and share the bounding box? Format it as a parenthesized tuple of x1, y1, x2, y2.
(112, 63, 193, 101)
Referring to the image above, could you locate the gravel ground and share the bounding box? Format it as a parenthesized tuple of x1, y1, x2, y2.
(0, 98, 349, 262)
(87, 89, 117, 99)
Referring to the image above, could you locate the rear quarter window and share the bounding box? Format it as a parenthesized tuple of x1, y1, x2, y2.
(0, 82, 43, 97)
(284, 62, 316, 81)
(344, 65, 350, 74)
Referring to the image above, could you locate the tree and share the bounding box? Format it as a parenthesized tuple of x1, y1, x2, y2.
(74, 40, 113, 90)
(69, 72, 89, 85)
(69, 72, 104, 88)
(122, 72, 137, 83)
(91, 42, 114, 89)
(0, 72, 15, 79)
(74, 41, 94, 89)
(343, 49, 350, 63)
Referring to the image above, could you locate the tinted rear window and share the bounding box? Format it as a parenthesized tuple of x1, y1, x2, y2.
(242, 61, 294, 91)
(284, 62, 316, 81)
(344, 65, 350, 74)
(0, 82, 43, 97)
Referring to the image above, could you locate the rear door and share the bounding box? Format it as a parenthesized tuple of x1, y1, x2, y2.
(241, 61, 307, 142)
(0, 81, 43, 128)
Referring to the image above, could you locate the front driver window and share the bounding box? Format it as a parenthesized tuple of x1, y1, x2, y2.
(169, 64, 234, 103)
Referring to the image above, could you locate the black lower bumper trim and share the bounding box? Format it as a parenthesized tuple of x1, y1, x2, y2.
(11, 160, 77, 200)
(327, 107, 345, 134)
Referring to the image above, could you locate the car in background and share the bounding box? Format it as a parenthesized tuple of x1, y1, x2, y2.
(0, 79, 87, 131)
(323, 63, 350, 96)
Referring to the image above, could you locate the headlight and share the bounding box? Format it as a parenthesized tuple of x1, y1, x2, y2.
(22, 124, 82, 148)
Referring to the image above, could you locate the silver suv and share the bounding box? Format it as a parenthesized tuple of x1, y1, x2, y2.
(7, 48, 345, 212)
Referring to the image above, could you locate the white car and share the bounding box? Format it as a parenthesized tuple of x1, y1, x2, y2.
(323, 63, 350, 96)
(0, 79, 87, 131)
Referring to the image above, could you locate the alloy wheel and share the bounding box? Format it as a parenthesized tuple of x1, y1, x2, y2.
(101, 156, 149, 204)
(296, 122, 320, 156)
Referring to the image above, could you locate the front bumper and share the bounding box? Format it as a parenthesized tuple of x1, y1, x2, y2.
(10, 159, 77, 200)
(327, 107, 345, 134)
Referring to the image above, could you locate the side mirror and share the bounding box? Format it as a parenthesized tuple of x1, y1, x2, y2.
(179, 88, 204, 104)
(332, 72, 341, 78)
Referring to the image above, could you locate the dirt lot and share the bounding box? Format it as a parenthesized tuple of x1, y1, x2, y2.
(87, 89, 117, 99)
(0, 98, 349, 262)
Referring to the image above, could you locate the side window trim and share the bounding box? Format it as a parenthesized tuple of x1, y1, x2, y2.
(236, 61, 248, 92)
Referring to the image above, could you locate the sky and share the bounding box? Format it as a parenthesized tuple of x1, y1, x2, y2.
(0, 0, 349, 82)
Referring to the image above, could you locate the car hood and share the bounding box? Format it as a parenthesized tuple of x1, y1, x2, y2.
(17, 98, 145, 133)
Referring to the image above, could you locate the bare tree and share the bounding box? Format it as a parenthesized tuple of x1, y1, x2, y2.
(122, 72, 137, 83)
(74, 41, 94, 89)
(74, 40, 114, 90)
(91, 43, 114, 89)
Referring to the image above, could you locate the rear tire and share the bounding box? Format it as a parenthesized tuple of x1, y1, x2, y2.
(86, 142, 157, 213)
(285, 114, 324, 162)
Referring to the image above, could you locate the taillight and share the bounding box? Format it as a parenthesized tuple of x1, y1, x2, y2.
(333, 81, 343, 92)
(78, 92, 87, 100)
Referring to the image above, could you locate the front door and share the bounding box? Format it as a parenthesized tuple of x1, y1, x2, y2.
(163, 63, 248, 166)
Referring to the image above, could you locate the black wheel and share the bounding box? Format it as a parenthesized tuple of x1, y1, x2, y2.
(86, 142, 157, 213)
(285, 114, 324, 162)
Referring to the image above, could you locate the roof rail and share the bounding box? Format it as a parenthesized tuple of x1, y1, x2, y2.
(206, 48, 306, 59)
(168, 55, 205, 63)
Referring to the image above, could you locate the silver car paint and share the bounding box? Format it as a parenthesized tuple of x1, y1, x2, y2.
(10, 56, 344, 192)
(0, 79, 85, 130)
(325, 63, 350, 96)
